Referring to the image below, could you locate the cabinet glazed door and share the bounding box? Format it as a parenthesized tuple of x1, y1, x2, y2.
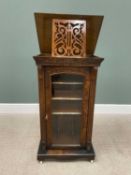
(45, 67, 90, 148)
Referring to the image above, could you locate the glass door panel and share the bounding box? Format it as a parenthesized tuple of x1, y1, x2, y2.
(51, 74, 84, 145)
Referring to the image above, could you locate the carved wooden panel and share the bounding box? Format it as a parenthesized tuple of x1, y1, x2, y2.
(52, 19, 86, 57)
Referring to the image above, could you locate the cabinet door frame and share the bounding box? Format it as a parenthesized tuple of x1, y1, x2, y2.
(45, 67, 91, 148)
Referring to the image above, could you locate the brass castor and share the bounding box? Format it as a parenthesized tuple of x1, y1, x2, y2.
(90, 160, 94, 163)
(39, 161, 44, 164)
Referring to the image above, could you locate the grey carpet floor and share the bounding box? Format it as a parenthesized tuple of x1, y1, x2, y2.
(0, 114, 131, 175)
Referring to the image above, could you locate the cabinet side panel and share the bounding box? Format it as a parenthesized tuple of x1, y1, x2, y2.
(86, 68, 98, 143)
(37, 66, 46, 144)
(80, 77, 90, 146)
(45, 68, 52, 146)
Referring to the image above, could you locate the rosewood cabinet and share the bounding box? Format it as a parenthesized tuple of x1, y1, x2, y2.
(33, 13, 104, 161)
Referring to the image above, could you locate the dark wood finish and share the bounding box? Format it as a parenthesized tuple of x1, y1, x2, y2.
(33, 13, 104, 161)
(34, 13, 104, 55)
(45, 67, 90, 147)
(34, 55, 104, 67)
(37, 66, 46, 147)
(38, 141, 95, 161)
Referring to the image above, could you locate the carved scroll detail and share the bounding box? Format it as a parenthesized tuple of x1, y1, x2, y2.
(52, 19, 86, 57)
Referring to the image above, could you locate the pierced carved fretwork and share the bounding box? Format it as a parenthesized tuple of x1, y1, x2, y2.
(52, 19, 86, 57)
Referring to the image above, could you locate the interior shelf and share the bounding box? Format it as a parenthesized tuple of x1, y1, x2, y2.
(52, 111, 82, 115)
(52, 97, 82, 100)
(52, 105, 82, 115)
(52, 82, 83, 85)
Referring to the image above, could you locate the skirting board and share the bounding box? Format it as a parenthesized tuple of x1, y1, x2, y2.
(0, 103, 131, 114)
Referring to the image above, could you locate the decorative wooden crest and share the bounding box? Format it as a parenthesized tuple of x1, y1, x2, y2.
(52, 19, 86, 57)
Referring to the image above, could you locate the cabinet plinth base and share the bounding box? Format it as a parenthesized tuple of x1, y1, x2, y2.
(37, 142, 95, 161)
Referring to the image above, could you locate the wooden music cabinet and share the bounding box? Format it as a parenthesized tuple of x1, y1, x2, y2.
(33, 13, 104, 162)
